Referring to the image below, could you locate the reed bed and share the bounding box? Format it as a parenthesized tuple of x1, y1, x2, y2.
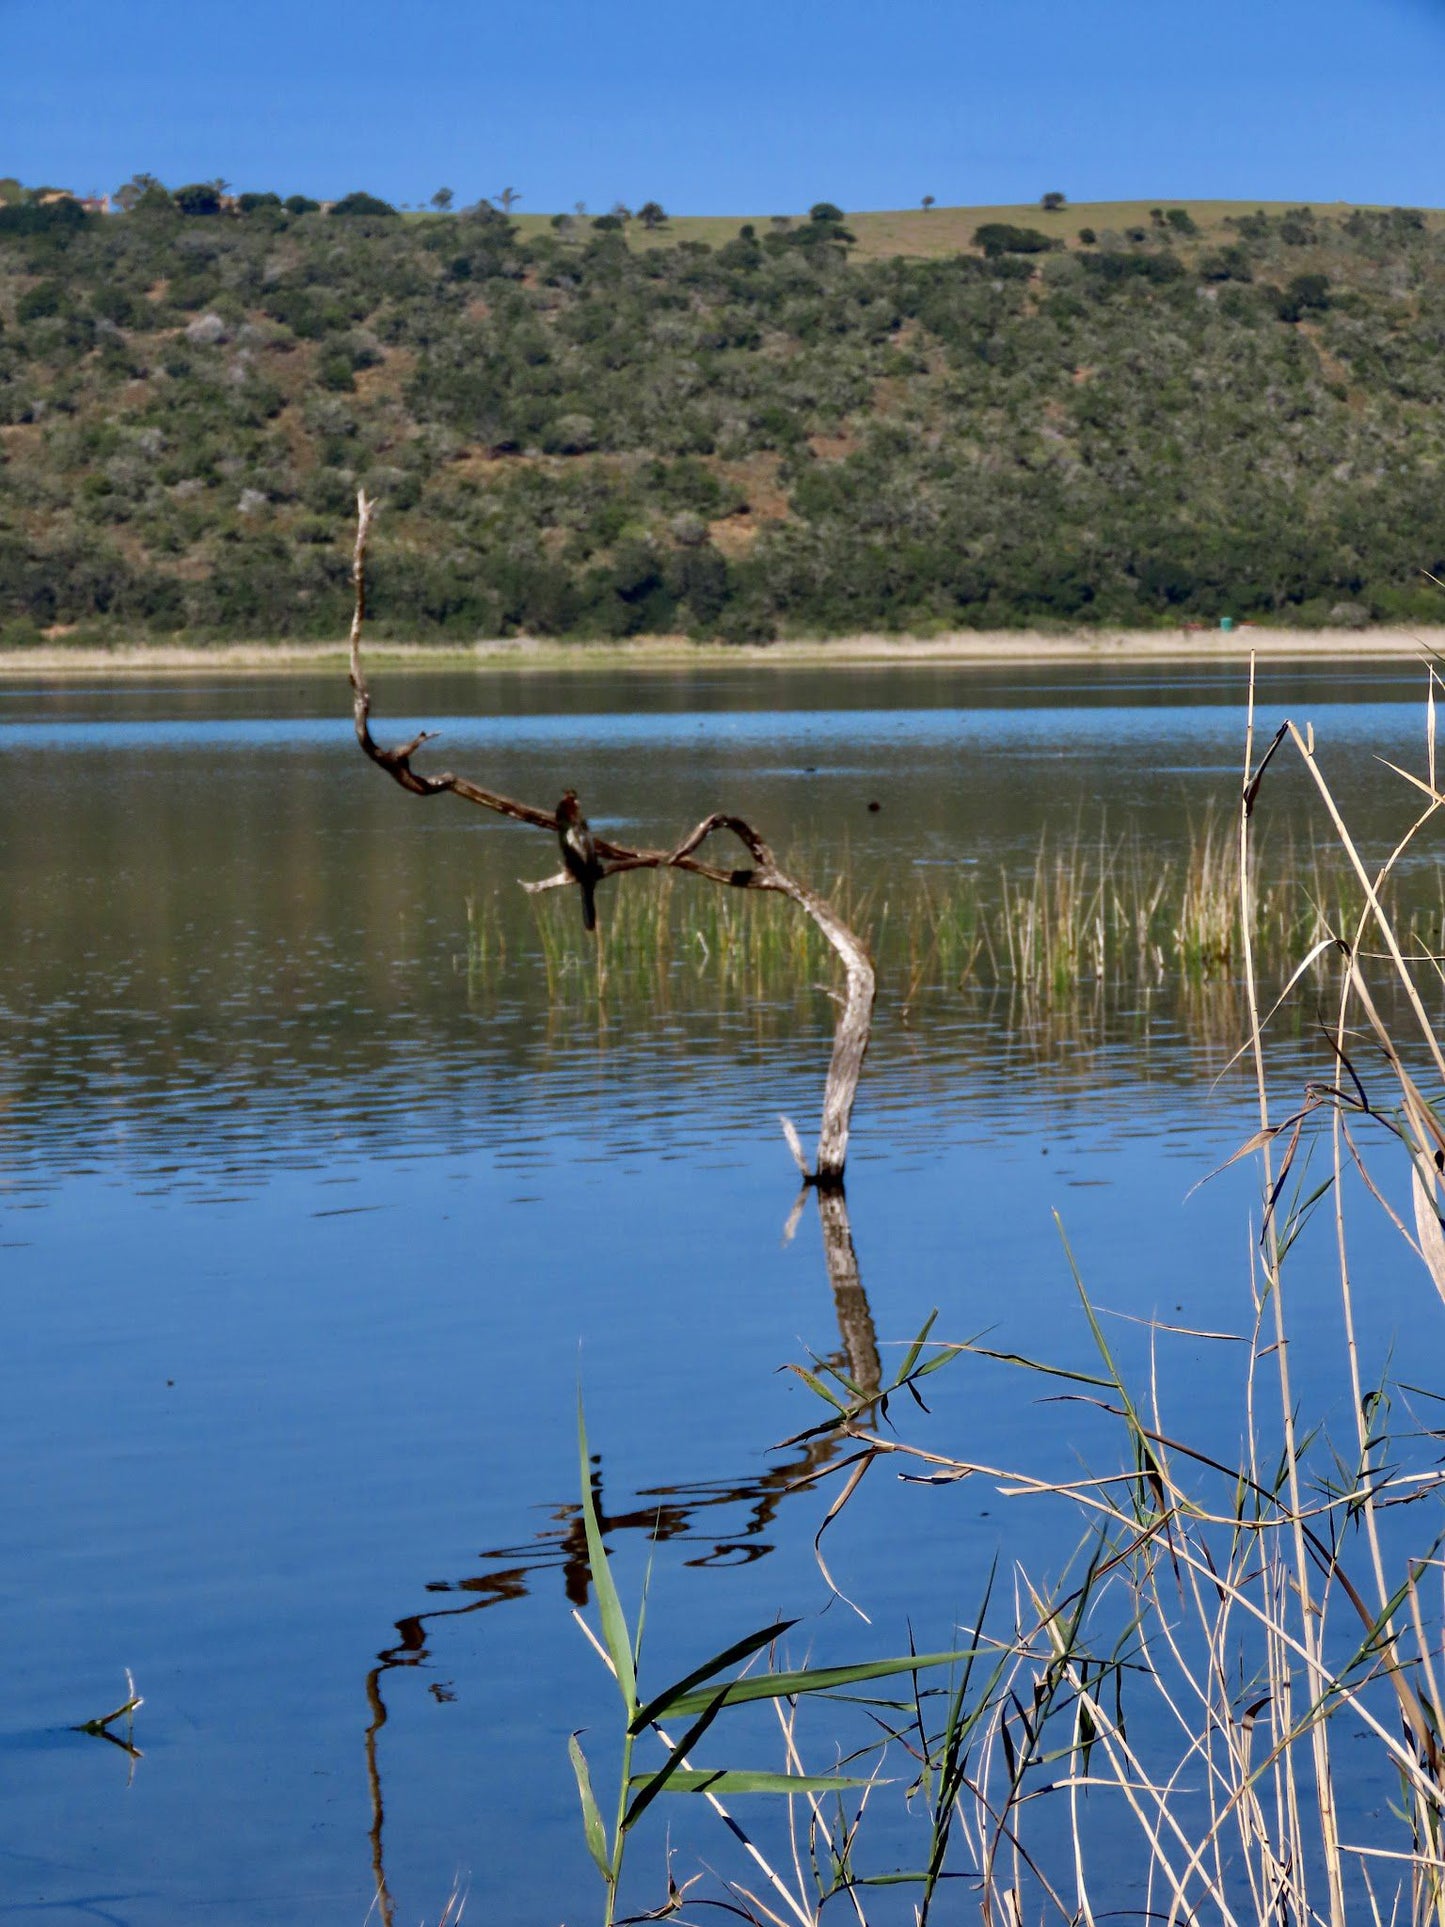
(565, 678, 1445, 1927)
(467, 814, 1445, 1007)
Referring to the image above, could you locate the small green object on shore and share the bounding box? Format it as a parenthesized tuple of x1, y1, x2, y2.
(1219, 615, 1235, 633)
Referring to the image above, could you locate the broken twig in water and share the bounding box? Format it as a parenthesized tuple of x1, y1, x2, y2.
(346, 492, 874, 1183)
(74, 1669, 143, 1766)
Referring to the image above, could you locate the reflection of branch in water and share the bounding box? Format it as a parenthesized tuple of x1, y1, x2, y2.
(815, 1185, 881, 1401)
(363, 1186, 878, 1924)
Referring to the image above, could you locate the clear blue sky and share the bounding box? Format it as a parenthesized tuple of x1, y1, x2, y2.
(4, 0, 1444, 214)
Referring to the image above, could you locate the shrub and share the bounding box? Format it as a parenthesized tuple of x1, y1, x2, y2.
(1086, 250, 1186, 287)
(132, 182, 176, 216)
(329, 192, 397, 218)
(173, 182, 223, 216)
(973, 223, 1059, 257)
(1343, 206, 1426, 243)
(1274, 272, 1331, 322)
(17, 281, 67, 323)
(91, 285, 138, 327)
(543, 412, 598, 454)
(0, 197, 87, 237)
(665, 542, 728, 623)
(284, 195, 320, 215)
(1199, 246, 1254, 283)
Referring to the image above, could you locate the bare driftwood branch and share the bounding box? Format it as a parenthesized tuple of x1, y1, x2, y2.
(346, 492, 875, 1183)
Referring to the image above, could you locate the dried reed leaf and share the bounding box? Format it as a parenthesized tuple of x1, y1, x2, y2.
(1411, 1165, 1445, 1308)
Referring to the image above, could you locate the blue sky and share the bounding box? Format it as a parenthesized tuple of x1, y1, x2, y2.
(4, 0, 1444, 214)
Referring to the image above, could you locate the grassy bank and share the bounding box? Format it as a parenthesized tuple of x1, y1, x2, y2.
(2, 626, 1443, 677)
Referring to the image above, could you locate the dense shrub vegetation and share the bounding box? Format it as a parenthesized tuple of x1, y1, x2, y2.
(2, 188, 1444, 643)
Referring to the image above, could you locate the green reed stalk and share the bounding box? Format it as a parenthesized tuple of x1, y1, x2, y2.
(468, 815, 1376, 1011)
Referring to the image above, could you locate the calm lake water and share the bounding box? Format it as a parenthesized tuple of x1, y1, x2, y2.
(1, 659, 1442, 1924)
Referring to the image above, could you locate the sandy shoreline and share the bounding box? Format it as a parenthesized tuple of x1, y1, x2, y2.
(0, 627, 1442, 676)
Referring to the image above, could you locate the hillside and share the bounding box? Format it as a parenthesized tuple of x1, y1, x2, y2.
(2, 189, 1444, 644)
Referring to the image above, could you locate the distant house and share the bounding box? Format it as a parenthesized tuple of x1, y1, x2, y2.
(32, 187, 111, 215)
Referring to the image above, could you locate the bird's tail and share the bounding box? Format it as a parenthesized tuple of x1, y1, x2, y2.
(581, 880, 597, 933)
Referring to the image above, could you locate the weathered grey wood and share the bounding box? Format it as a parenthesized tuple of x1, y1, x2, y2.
(816, 1186, 880, 1397)
(347, 492, 873, 1183)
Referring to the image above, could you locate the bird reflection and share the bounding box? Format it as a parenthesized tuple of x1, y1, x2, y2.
(364, 1185, 879, 1927)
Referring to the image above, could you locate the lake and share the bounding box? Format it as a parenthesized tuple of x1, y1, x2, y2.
(1, 658, 1442, 1925)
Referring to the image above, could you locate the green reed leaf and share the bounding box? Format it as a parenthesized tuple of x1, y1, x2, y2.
(894, 1309, 940, 1385)
(628, 1617, 800, 1736)
(577, 1391, 637, 1717)
(623, 1689, 730, 1830)
(567, 1732, 612, 1883)
(627, 1769, 872, 1796)
(787, 1365, 848, 1412)
(665, 1649, 985, 1717)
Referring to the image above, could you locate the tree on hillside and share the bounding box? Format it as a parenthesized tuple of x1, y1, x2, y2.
(115, 172, 162, 213)
(330, 191, 398, 217)
(921, 194, 935, 213)
(173, 181, 224, 216)
(497, 186, 521, 212)
(431, 187, 454, 211)
(1041, 191, 1066, 211)
(1274, 272, 1331, 322)
(809, 201, 845, 224)
(133, 179, 175, 214)
(637, 201, 667, 229)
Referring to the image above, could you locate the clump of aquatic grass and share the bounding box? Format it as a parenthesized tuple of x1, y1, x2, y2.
(467, 865, 859, 1008)
(465, 814, 1398, 1010)
(568, 670, 1445, 1926)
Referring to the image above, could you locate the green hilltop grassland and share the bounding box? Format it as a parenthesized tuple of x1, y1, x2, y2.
(4, 177, 1445, 652)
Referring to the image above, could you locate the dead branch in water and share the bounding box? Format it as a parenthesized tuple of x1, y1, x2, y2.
(346, 492, 875, 1184)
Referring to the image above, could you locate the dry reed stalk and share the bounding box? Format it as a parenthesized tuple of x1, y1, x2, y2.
(565, 671, 1445, 1927)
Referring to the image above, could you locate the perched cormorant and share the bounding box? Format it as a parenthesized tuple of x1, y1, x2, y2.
(556, 789, 602, 933)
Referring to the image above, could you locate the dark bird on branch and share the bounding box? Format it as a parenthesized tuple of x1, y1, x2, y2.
(556, 788, 603, 932)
